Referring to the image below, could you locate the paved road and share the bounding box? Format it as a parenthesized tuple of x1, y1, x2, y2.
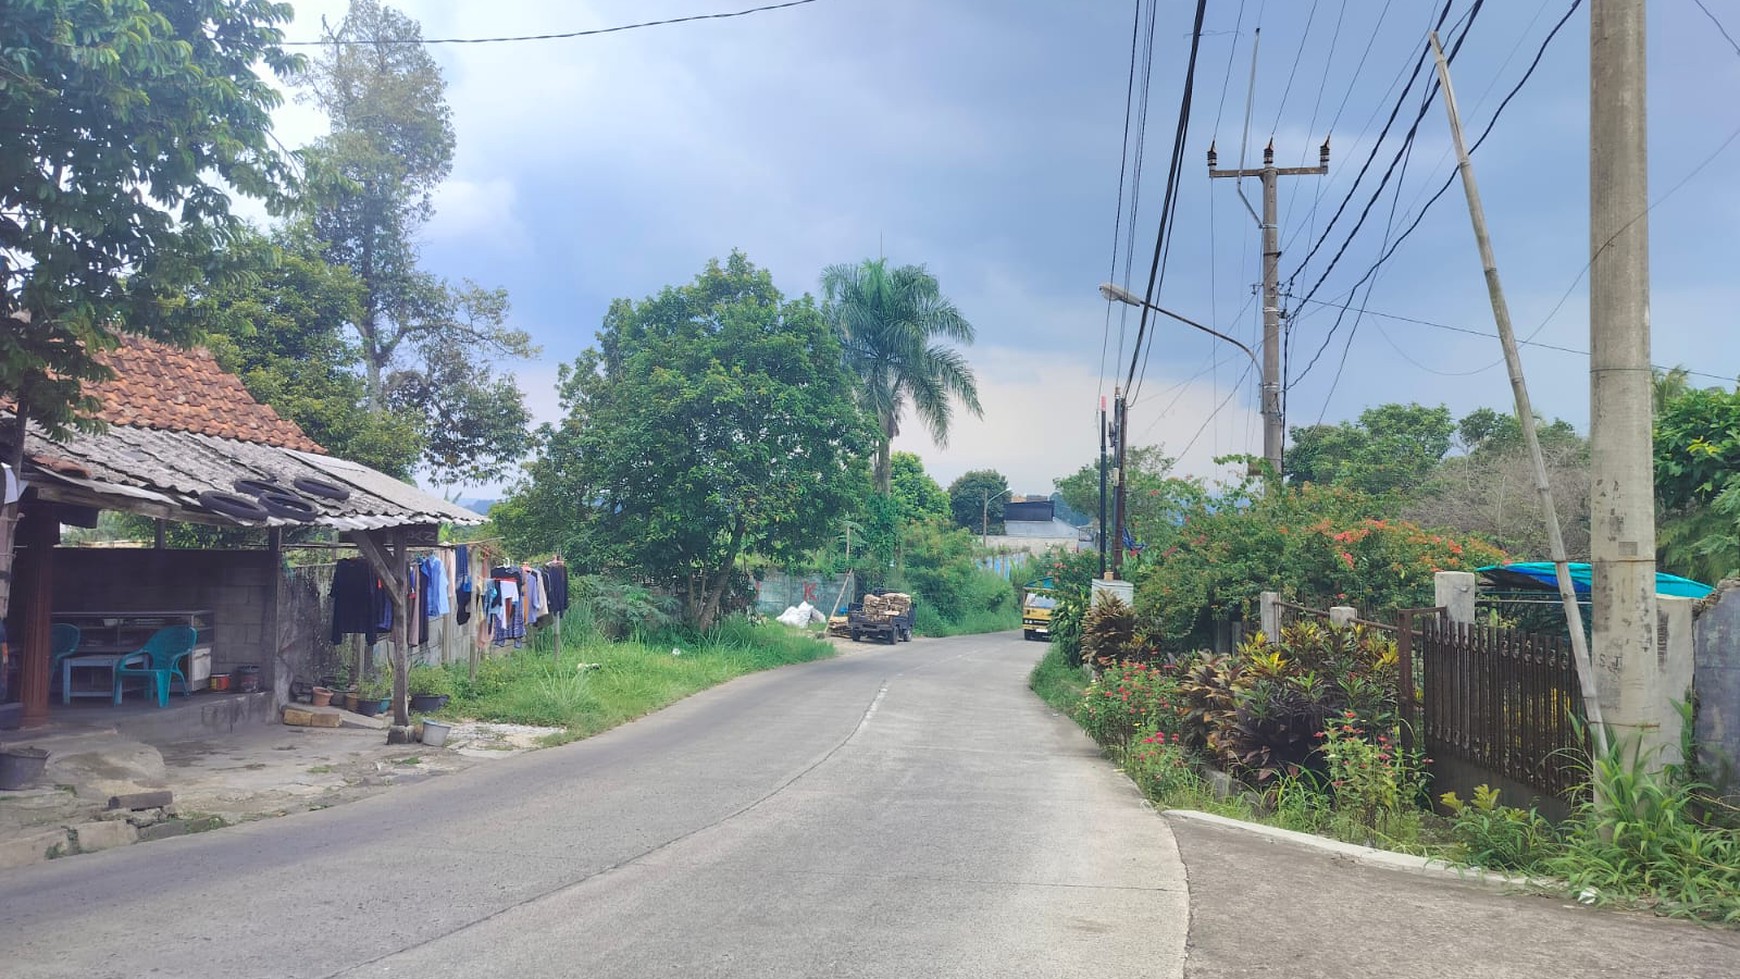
(0, 633, 1188, 979)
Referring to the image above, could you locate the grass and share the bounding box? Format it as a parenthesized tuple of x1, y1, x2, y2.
(1028, 642, 1089, 712)
(441, 616, 835, 741)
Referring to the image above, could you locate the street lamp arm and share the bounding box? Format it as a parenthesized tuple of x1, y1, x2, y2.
(1098, 283, 1260, 370)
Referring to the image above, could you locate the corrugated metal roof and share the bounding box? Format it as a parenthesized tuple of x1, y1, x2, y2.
(16, 420, 483, 529)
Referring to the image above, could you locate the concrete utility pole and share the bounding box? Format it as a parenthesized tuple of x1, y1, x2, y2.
(1098, 396, 1109, 577)
(1111, 390, 1126, 576)
(1589, 0, 1661, 758)
(1209, 139, 1328, 478)
(1429, 32, 1609, 757)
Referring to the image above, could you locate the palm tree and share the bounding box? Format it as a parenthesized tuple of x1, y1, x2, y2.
(1653, 366, 1692, 414)
(822, 259, 983, 493)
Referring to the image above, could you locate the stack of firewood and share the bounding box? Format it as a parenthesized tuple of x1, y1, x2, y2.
(860, 592, 913, 618)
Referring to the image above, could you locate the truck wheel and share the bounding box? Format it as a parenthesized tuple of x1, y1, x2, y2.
(1023, 630, 1035, 641)
(850, 630, 861, 642)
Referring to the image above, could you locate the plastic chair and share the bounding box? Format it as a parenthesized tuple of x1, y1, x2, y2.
(113, 626, 197, 707)
(48, 624, 81, 694)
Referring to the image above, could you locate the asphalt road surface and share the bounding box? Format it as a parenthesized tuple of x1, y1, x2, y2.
(0, 633, 1189, 978)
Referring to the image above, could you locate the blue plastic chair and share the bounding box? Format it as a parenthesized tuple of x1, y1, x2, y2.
(113, 626, 197, 707)
(48, 624, 81, 694)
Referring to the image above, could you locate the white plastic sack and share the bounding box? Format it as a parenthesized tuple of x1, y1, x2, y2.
(776, 602, 815, 628)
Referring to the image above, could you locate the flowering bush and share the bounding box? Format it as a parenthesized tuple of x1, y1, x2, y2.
(1076, 661, 1185, 754)
(1319, 712, 1428, 843)
(1133, 480, 1504, 651)
(1123, 729, 1199, 798)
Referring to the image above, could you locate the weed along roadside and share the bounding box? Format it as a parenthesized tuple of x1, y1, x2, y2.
(1031, 624, 1740, 926)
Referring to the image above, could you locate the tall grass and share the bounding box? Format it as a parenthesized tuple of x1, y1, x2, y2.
(1028, 643, 1089, 713)
(443, 617, 834, 741)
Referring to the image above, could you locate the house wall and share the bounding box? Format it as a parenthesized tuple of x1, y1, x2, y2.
(1694, 583, 1740, 802)
(50, 547, 277, 687)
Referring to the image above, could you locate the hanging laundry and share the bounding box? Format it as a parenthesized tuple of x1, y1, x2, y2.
(543, 561, 570, 615)
(331, 557, 385, 646)
(456, 545, 474, 625)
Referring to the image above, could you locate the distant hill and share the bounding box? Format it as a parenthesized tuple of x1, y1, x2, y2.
(457, 497, 497, 516)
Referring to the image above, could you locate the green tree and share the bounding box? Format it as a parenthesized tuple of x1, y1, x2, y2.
(821, 259, 982, 493)
(298, 0, 533, 470)
(1654, 383, 1740, 582)
(194, 226, 422, 478)
(1054, 445, 1204, 549)
(0, 0, 299, 614)
(497, 253, 874, 628)
(948, 469, 1010, 536)
(889, 452, 950, 524)
(1286, 403, 1454, 497)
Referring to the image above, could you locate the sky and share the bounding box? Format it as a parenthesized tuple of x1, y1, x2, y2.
(255, 0, 1740, 500)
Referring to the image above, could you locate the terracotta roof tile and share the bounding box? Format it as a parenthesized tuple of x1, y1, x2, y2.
(83, 335, 326, 453)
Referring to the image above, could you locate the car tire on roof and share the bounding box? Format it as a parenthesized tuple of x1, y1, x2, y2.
(198, 491, 271, 523)
(233, 477, 296, 499)
(292, 476, 352, 502)
(258, 491, 318, 523)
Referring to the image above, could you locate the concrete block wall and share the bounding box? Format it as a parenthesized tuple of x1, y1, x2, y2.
(1694, 583, 1740, 802)
(51, 548, 276, 686)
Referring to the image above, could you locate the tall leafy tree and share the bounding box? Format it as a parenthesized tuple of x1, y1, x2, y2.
(193, 226, 422, 478)
(299, 0, 533, 477)
(888, 452, 950, 524)
(1654, 383, 1740, 582)
(0, 0, 299, 615)
(1054, 445, 1203, 550)
(948, 469, 1011, 536)
(497, 253, 874, 628)
(821, 259, 982, 493)
(1286, 403, 1454, 497)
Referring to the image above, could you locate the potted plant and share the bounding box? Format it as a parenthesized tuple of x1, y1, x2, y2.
(354, 673, 391, 717)
(407, 664, 453, 713)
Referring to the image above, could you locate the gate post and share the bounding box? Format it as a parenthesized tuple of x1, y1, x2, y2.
(1397, 609, 1417, 754)
(1434, 571, 1477, 625)
(1259, 591, 1281, 639)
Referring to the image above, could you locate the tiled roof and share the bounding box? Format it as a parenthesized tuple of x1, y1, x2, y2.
(86, 335, 324, 453)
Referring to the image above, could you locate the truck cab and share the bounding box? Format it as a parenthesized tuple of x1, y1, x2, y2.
(1021, 589, 1057, 642)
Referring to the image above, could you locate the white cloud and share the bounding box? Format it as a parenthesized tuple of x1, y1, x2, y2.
(426, 177, 528, 252)
(895, 346, 1258, 497)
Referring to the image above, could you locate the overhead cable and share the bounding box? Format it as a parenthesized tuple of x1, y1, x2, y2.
(283, 0, 821, 46)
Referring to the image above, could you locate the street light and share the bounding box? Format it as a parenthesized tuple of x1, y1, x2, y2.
(982, 487, 1014, 548)
(1098, 283, 1259, 370)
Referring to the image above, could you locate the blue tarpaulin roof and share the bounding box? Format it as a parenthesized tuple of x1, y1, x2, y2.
(1477, 563, 1714, 600)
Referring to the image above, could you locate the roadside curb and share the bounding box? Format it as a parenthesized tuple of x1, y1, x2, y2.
(1162, 809, 1551, 893)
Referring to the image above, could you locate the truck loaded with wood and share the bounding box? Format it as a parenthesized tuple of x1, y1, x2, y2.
(847, 592, 915, 644)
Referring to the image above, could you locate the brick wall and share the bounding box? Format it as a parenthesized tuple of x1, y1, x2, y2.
(51, 548, 277, 685)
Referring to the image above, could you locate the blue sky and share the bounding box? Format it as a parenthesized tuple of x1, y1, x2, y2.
(262, 1, 1740, 497)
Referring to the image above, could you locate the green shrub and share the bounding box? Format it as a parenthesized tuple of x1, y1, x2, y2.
(407, 663, 455, 697)
(1076, 660, 1185, 755)
(1080, 595, 1143, 668)
(1441, 784, 1561, 874)
(573, 574, 679, 640)
(1123, 729, 1200, 799)
(1029, 643, 1089, 712)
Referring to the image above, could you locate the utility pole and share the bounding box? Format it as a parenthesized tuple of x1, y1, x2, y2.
(1589, 0, 1661, 757)
(1209, 139, 1328, 478)
(1429, 32, 1608, 757)
(1111, 389, 1127, 576)
(1098, 396, 1109, 577)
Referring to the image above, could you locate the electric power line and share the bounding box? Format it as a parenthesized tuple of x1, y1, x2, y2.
(283, 0, 821, 46)
(1101, 0, 1151, 405)
(1294, 296, 1738, 385)
(1695, 0, 1740, 58)
(1125, 0, 1212, 402)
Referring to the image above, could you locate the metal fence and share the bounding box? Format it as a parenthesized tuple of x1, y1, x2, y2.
(1419, 617, 1589, 802)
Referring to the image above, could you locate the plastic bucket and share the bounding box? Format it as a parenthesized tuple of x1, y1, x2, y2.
(0, 747, 49, 790)
(234, 665, 262, 694)
(420, 720, 452, 748)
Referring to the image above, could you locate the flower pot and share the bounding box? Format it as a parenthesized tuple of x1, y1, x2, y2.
(311, 687, 334, 708)
(408, 693, 449, 713)
(353, 697, 390, 718)
(420, 719, 452, 748)
(0, 747, 49, 791)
